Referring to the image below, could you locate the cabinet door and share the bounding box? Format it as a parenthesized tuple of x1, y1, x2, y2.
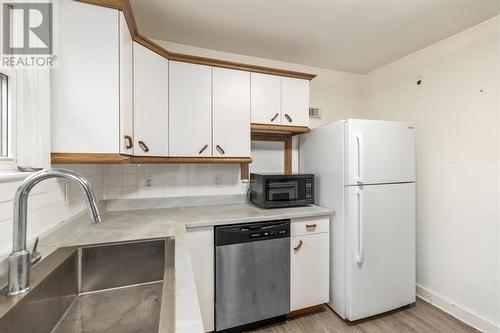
(169, 61, 212, 156)
(133, 43, 169, 156)
(213, 68, 251, 157)
(290, 232, 329, 311)
(281, 77, 309, 127)
(187, 227, 214, 332)
(119, 12, 134, 155)
(250, 73, 281, 125)
(51, 1, 119, 153)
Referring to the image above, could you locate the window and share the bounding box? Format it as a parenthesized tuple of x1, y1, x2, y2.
(0, 73, 8, 157)
(0, 68, 16, 173)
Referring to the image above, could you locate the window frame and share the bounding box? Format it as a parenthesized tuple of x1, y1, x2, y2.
(0, 67, 17, 172)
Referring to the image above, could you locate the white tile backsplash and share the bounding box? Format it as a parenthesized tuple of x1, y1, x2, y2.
(0, 162, 246, 260)
(102, 164, 247, 200)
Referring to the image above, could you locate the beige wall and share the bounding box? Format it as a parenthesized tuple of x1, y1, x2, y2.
(363, 16, 500, 331)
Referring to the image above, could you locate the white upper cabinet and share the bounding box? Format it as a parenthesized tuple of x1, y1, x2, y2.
(213, 68, 251, 157)
(169, 61, 212, 157)
(119, 12, 134, 155)
(250, 73, 282, 125)
(281, 77, 310, 127)
(133, 43, 169, 157)
(52, 0, 120, 153)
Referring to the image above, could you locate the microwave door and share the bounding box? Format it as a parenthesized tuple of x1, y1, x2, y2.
(267, 182, 298, 201)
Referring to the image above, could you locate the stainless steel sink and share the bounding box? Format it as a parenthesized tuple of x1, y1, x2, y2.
(0, 238, 175, 333)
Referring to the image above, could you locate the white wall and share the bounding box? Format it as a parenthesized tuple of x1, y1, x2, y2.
(363, 16, 500, 332)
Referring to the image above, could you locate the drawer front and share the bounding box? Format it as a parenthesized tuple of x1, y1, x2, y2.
(291, 217, 329, 236)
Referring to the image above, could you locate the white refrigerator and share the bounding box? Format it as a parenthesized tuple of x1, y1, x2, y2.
(299, 119, 416, 321)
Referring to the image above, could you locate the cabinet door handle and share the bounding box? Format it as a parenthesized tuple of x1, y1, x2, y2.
(305, 223, 317, 229)
(270, 113, 279, 122)
(124, 135, 133, 149)
(284, 113, 292, 123)
(216, 145, 225, 155)
(294, 240, 303, 251)
(138, 140, 150, 153)
(198, 144, 208, 154)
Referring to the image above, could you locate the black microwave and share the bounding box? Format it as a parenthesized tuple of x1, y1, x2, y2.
(249, 173, 314, 208)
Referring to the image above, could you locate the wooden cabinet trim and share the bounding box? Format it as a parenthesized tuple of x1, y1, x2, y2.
(130, 156, 252, 164)
(51, 153, 130, 164)
(75, 0, 316, 81)
(251, 123, 311, 135)
(52, 153, 251, 164)
(243, 132, 293, 180)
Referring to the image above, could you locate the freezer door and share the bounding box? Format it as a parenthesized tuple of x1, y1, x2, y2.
(346, 183, 415, 321)
(346, 119, 415, 185)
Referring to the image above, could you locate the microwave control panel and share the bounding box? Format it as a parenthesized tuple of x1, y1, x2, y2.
(305, 178, 313, 198)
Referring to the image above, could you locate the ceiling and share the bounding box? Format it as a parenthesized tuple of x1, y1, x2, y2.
(130, 0, 500, 74)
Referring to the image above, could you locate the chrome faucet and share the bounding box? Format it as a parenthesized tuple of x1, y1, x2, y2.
(8, 168, 101, 296)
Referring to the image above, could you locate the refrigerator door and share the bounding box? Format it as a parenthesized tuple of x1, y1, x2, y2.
(345, 119, 415, 185)
(345, 183, 415, 321)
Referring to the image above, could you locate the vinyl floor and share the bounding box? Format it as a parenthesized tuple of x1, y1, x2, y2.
(249, 300, 479, 333)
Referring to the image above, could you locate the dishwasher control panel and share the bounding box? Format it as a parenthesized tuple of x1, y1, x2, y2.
(215, 219, 290, 246)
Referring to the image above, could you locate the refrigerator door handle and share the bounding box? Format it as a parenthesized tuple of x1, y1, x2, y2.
(355, 132, 364, 184)
(355, 190, 364, 264)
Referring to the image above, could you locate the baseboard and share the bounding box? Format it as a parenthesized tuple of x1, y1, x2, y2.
(288, 304, 325, 319)
(416, 284, 500, 333)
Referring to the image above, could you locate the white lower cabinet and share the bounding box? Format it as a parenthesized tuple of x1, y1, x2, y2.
(290, 219, 330, 311)
(186, 227, 214, 332)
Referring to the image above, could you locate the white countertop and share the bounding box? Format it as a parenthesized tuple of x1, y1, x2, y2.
(0, 201, 333, 332)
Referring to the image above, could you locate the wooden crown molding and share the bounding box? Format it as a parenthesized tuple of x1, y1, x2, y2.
(75, 0, 317, 81)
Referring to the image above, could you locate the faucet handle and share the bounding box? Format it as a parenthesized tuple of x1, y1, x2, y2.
(29, 237, 41, 266)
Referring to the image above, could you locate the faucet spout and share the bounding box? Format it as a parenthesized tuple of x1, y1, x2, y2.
(8, 168, 101, 295)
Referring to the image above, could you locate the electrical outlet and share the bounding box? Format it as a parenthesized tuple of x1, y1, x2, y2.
(213, 174, 222, 185)
(144, 177, 152, 189)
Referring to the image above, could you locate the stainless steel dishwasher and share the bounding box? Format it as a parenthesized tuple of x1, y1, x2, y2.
(215, 220, 290, 332)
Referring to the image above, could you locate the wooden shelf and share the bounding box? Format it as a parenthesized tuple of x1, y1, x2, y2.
(251, 123, 311, 135)
(51, 153, 130, 164)
(130, 156, 252, 164)
(52, 153, 251, 165)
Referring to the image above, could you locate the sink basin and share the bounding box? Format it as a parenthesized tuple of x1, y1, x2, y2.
(0, 238, 174, 333)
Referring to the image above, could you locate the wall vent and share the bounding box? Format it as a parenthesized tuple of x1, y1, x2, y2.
(309, 108, 321, 119)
